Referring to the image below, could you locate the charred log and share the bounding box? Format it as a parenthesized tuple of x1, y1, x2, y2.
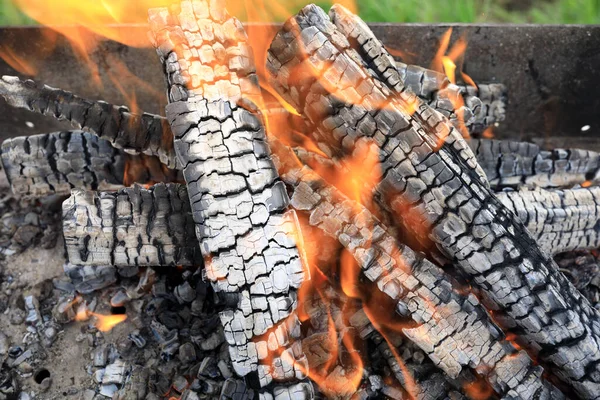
(62, 183, 202, 268)
(148, 0, 310, 393)
(470, 138, 600, 189)
(1, 130, 181, 198)
(0, 76, 177, 168)
(267, 5, 600, 397)
(327, 5, 506, 136)
(497, 187, 600, 255)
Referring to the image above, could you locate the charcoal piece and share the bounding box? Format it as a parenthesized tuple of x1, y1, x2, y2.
(62, 183, 202, 268)
(64, 264, 117, 294)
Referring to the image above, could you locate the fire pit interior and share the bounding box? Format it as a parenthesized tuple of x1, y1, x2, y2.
(0, 1, 600, 400)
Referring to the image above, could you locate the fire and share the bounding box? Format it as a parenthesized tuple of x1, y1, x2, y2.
(432, 28, 476, 87)
(463, 376, 494, 400)
(74, 303, 127, 332)
(482, 126, 495, 139)
(92, 312, 128, 332)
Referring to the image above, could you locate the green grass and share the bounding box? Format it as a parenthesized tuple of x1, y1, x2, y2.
(0, 0, 34, 25)
(356, 0, 495, 23)
(0, 0, 599, 25)
(355, 0, 600, 24)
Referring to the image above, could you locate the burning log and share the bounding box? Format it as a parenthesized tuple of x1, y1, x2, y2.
(278, 152, 557, 397)
(267, 5, 600, 397)
(148, 0, 310, 393)
(470, 138, 600, 189)
(328, 5, 506, 136)
(62, 183, 202, 268)
(0, 76, 176, 168)
(1, 130, 180, 198)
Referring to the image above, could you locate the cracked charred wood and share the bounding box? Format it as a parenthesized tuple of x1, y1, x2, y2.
(457, 83, 507, 134)
(0, 76, 177, 168)
(278, 157, 558, 398)
(327, 5, 505, 136)
(148, 0, 311, 394)
(1, 130, 181, 198)
(496, 187, 600, 255)
(267, 5, 600, 397)
(469, 138, 600, 189)
(62, 183, 202, 268)
(328, 5, 474, 136)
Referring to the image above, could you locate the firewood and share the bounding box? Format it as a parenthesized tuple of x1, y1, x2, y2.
(62, 183, 202, 268)
(328, 5, 506, 136)
(1, 130, 181, 198)
(497, 187, 600, 255)
(267, 5, 600, 397)
(470, 138, 600, 189)
(277, 151, 557, 398)
(148, 0, 310, 393)
(0, 76, 176, 168)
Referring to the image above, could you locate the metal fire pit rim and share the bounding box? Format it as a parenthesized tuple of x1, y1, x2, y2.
(1, 23, 600, 149)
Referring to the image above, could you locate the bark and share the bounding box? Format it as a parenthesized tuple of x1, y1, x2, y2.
(62, 183, 202, 268)
(267, 5, 600, 398)
(0, 76, 176, 168)
(469, 138, 600, 189)
(148, 0, 310, 394)
(1, 130, 180, 198)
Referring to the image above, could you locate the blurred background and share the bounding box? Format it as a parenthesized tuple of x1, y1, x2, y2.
(0, 0, 600, 25)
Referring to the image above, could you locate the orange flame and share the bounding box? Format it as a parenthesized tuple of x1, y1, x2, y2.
(482, 126, 495, 139)
(92, 312, 128, 332)
(464, 376, 495, 400)
(432, 28, 476, 87)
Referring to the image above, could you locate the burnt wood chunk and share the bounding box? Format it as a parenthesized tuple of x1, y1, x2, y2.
(0, 76, 176, 168)
(62, 183, 202, 268)
(267, 5, 600, 397)
(497, 187, 600, 255)
(148, 0, 310, 393)
(470, 138, 600, 189)
(1, 131, 181, 198)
